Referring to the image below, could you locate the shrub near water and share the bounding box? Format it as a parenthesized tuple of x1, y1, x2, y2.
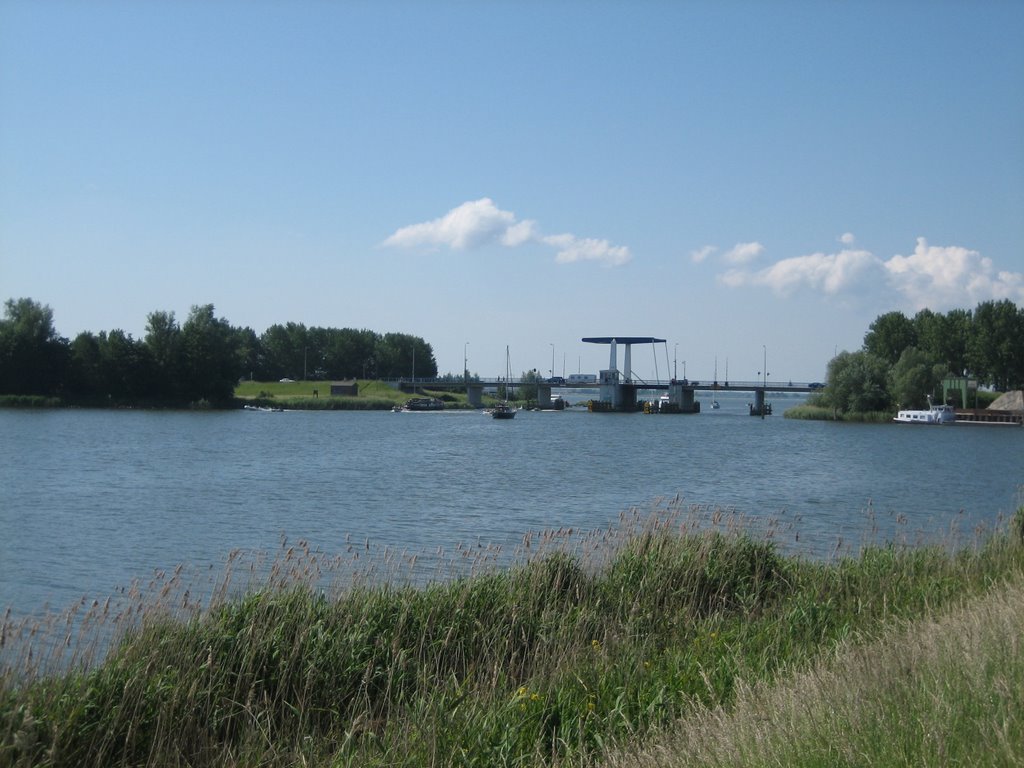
(2, 508, 1023, 767)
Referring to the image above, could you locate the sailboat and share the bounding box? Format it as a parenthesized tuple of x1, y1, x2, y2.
(711, 356, 721, 409)
(492, 346, 516, 419)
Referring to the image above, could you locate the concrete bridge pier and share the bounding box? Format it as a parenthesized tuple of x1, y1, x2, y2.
(466, 382, 483, 408)
(668, 382, 701, 413)
(536, 382, 552, 407)
(749, 388, 772, 417)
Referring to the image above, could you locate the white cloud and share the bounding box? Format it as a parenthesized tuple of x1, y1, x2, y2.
(383, 198, 631, 267)
(690, 245, 717, 263)
(723, 242, 764, 264)
(718, 234, 1024, 309)
(502, 219, 538, 247)
(839, 232, 855, 245)
(720, 249, 878, 295)
(544, 235, 632, 267)
(382, 198, 515, 250)
(882, 237, 1024, 309)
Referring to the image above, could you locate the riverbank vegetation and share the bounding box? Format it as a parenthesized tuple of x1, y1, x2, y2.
(0, 298, 439, 408)
(789, 300, 1023, 421)
(233, 379, 520, 411)
(3, 504, 1022, 767)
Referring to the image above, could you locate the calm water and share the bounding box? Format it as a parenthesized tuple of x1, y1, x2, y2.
(2, 394, 1022, 620)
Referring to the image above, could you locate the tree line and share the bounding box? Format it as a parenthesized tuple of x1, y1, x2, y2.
(817, 299, 1024, 413)
(0, 298, 438, 405)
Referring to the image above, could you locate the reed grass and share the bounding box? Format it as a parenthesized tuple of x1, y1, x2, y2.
(2, 503, 1022, 768)
(0, 395, 62, 408)
(605, 573, 1024, 767)
(783, 404, 894, 422)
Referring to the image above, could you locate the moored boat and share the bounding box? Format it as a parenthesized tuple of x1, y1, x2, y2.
(492, 346, 517, 419)
(403, 397, 445, 411)
(893, 398, 956, 425)
(491, 401, 516, 419)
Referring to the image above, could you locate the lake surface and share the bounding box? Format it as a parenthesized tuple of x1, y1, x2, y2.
(2, 394, 1022, 622)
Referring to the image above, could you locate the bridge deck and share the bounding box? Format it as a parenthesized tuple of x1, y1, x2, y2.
(392, 377, 819, 394)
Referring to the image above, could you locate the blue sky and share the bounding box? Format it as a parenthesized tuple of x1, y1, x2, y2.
(2, 1, 1022, 383)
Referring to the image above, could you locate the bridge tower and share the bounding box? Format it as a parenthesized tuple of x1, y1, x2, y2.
(583, 336, 666, 412)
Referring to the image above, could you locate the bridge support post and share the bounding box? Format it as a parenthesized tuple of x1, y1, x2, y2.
(466, 383, 483, 408)
(668, 382, 701, 413)
(749, 388, 771, 416)
(536, 382, 552, 408)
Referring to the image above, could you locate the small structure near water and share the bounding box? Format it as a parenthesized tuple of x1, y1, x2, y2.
(330, 380, 359, 396)
(956, 390, 1024, 426)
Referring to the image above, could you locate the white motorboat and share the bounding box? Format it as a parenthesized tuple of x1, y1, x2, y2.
(894, 398, 956, 425)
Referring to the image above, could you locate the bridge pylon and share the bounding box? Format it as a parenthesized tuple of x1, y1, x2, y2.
(583, 336, 666, 412)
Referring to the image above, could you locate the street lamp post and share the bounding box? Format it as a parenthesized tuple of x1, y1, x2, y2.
(674, 343, 678, 381)
(550, 343, 555, 379)
(760, 345, 768, 419)
(464, 341, 469, 384)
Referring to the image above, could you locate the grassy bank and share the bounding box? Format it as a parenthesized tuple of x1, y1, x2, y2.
(2, 506, 1022, 767)
(784, 404, 893, 422)
(235, 379, 476, 411)
(609, 572, 1024, 767)
(0, 395, 62, 408)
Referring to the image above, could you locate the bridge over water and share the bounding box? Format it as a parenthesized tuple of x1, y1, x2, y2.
(399, 335, 815, 415)
(398, 377, 818, 394)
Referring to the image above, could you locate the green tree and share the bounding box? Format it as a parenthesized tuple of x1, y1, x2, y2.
(258, 322, 307, 380)
(513, 369, 542, 402)
(144, 310, 182, 401)
(913, 308, 971, 377)
(321, 328, 379, 380)
(66, 331, 104, 400)
(178, 305, 240, 403)
(233, 326, 262, 382)
(822, 351, 891, 413)
(0, 298, 69, 395)
(888, 347, 945, 409)
(373, 332, 438, 379)
(97, 329, 152, 402)
(863, 311, 917, 366)
(968, 300, 1024, 391)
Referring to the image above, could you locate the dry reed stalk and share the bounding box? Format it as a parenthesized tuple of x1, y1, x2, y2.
(603, 575, 1024, 768)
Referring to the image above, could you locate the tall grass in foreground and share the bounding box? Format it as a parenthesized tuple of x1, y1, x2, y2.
(2, 505, 1023, 767)
(609, 574, 1024, 767)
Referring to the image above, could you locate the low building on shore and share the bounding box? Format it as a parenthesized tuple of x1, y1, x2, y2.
(330, 380, 359, 396)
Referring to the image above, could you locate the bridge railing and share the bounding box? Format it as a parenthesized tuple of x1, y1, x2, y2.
(382, 376, 819, 392)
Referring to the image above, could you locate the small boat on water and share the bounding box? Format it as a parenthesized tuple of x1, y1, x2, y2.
(491, 401, 516, 419)
(893, 398, 956, 425)
(492, 346, 517, 420)
(244, 404, 284, 412)
(403, 397, 445, 412)
(711, 357, 720, 408)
